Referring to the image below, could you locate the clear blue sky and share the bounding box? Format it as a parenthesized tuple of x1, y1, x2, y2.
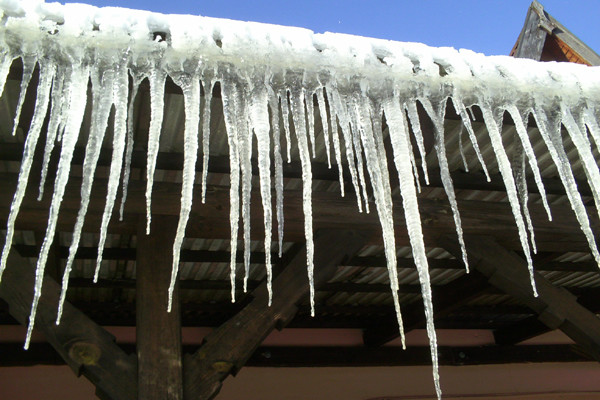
(60, 0, 600, 57)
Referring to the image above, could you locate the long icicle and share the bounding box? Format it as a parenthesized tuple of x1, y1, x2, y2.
(200, 76, 215, 204)
(57, 65, 115, 323)
(0, 62, 55, 281)
(267, 87, 285, 257)
(383, 96, 441, 399)
(168, 74, 201, 312)
(25, 63, 89, 349)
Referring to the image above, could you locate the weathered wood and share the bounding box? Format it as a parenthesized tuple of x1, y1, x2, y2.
(0, 248, 137, 400)
(514, 1, 549, 60)
(183, 229, 367, 400)
(1, 173, 597, 253)
(136, 216, 183, 400)
(363, 271, 490, 346)
(441, 235, 600, 361)
(0, 342, 590, 368)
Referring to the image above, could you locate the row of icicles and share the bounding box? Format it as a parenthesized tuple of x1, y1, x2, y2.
(1, 56, 600, 400)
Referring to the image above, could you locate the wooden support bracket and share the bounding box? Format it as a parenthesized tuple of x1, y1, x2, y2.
(0, 246, 137, 400)
(182, 229, 367, 400)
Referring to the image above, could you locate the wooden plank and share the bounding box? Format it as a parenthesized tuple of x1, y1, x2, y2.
(514, 1, 548, 60)
(0, 343, 590, 368)
(136, 216, 182, 400)
(441, 235, 600, 361)
(363, 271, 490, 346)
(0, 247, 137, 400)
(1, 173, 597, 252)
(183, 229, 367, 400)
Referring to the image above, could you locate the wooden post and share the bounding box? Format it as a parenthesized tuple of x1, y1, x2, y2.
(136, 215, 183, 400)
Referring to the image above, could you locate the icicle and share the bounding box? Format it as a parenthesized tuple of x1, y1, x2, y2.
(349, 110, 371, 214)
(505, 105, 552, 221)
(200, 76, 215, 204)
(534, 104, 600, 266)
(316, 88, 332, 168)
(57, 65, 116, 323)
(450, 97, 490, 181)
(280, 90, 292, 163)
(220, 75, 242, 302)
(562, 106, 600, 223)
(512, 136, 537, 255)
(289, 85, 315, 316)
(0, 53, 14, 99)
(94, 58, 130, 282)
(249, 75, 273, 305)
(383, 96, 441, 399)
(327, 85, 364, 212)
(404, 101, 429, 185)
(145, 68, 167, 234)
(119, 73, 144, 221)
(419, 98, 469, 273)
(10, 56, 35, 137)
(168, 74, 201, 312)
(480, 104, 537, 295)
(0, 62, 55, 282)
(25, 63, 89, 349)
(325, 87, 346, 196)
(238, 82, 253, 294)
(458, 124, 469, 171)
(38, 69, 66, 200)
(304, 88, 316, 157)
(267, 88, 285, 258)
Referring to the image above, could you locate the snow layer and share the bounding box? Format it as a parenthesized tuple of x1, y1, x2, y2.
(1, 1, 600, 398)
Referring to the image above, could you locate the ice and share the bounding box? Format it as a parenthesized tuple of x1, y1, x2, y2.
(168, 73, 200, 312)
(0, 61, 54, 281)
(2, 3, 600, 397)
(26, 63, 90, 349)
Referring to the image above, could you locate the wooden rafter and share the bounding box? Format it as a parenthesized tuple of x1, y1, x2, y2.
(0, 248, 137, 400)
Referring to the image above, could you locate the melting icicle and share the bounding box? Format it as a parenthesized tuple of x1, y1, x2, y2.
(38, 69, 67, 200)
(168, 74, 201, 312)
(94, 60, 130, 282)
(458, 124, 469, 171)
(505, 105, 552, 221)
(145, 68, 167, 234)
(316, 88, 332, 168)
(327, 85, 365, 212)
(249, 74, 273, 305)
(304, 88, 316, 158)
(280, 90, 292, 163)
(419, 98, 469, 273)
(268, 88, 285, 258)
(325, 88, 346, 196)
(480, 104, 537, 295)
(383, 96, 441, 399)
(10, 57, 35, 137)
(289, 85, 315, 316)
(0, 62, 55, 281)
(348, 109, 371, 214)
(119, 73, 144, 221)
(404, 101, 429, 185)
(512, 137, 537, 255)
(220, 74, 242, 302)
(450, 97, 490, 181)
(26, 63, 89, 349)
(200, 76, 214, 204)
(57, 64, 116, 323)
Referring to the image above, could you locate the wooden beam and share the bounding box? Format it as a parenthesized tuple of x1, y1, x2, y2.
(362, 271, 490, 346)
(14, 244, 598, 273)
(441, 235, 600, 361)
(0, 248, 137, 400)
(1, 173, 597, 252)
(136, 216, 182, 400)
(183, 229, 367, 400)
(514, 1, 549, 60)
(0, 342, 590, 368)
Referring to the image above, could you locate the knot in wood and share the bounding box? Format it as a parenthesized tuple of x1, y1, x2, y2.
(68, 342, 101, 366)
